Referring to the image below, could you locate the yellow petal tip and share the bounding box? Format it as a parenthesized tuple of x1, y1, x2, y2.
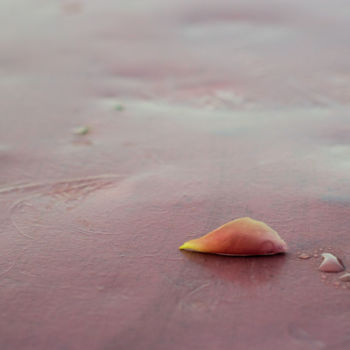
(179, 241, 196, 251)
(179, 242, 188, 250)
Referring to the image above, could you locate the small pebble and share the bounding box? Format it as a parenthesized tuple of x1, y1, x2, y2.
(72, 126, 90, 135)
(298, 253, 311, 259)
(114, 104, 124, 111)
(319, 253, 345, 273)
(339, 273, 350, 282)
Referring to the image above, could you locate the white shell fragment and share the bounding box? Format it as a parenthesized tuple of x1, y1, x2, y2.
(339, 273, 350, 282)
(319, 253, 345, 273)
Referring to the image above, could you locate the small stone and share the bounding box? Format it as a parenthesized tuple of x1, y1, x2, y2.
(313, 254, 319, 258)
(298, 253, 311, 259)
(72, 126, 90, 135)
(319, 253, 345, 273)
(114, 104, 124, 111)
(339, 273, 350, 282)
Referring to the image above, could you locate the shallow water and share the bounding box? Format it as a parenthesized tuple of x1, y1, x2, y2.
(1, 1, 350, 349)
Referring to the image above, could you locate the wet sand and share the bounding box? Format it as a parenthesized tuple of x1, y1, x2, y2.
(1, 1, 350, 349)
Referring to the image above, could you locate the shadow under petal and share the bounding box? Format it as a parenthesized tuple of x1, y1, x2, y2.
(180, 250, 287, 287)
